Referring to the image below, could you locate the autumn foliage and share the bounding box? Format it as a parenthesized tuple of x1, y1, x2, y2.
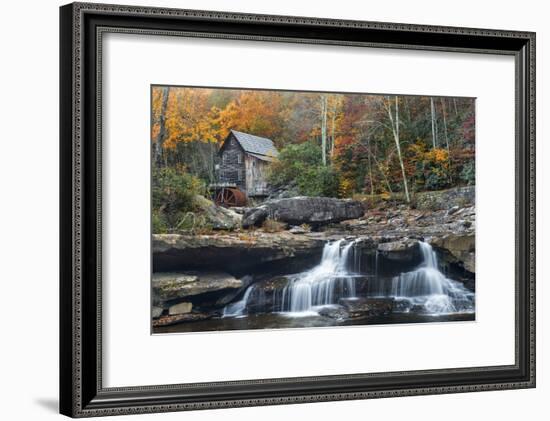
(152, 86, 475, 201)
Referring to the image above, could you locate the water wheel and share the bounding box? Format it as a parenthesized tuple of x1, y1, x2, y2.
(214, 187, 247, 207)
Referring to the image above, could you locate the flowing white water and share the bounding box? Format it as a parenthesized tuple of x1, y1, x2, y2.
(223, 239, 361, 317)
(280, 239, 360, 313)
(222, 286, 255, 317)
(222, 239, 474, 318)
(371, 241, 474, 314)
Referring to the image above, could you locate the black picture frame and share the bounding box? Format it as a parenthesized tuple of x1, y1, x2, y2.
(60, 2, 536, 417)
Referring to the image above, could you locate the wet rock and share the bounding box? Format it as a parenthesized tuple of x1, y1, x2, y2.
(410, 304, 426, 313)
(252, 276, 290, 292)
(244, 276, 290, 314)
(242, 196, 365, 228)
(392, 299, 413, 313)
(339, 297, 394, 318)
(168, 302, 193, 315)
(318, 305, 350, 321)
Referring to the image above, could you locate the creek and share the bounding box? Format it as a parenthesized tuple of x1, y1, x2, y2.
(221, 239, 475, 321)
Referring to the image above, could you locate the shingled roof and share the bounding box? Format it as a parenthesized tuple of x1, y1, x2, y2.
(230, 130, 279, 160)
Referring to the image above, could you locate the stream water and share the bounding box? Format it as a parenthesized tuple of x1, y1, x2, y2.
(155, 312, 475, 334)
(224, 239, 361, 317)
(367, 241, 475, 314)
(155, 239, 475, 333)
(221, 239, 475, 322)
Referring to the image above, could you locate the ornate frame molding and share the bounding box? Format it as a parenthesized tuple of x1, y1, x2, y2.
(60, 2, 535, 417)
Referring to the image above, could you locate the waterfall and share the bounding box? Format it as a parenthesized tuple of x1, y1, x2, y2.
(374, 250, 380, 278)
(222, 239, 474, 319)
(222, 285, 255, 318)
(223, 239, 361, 317)
(381, 241, 474, 314)
(280, 239, 360, 313)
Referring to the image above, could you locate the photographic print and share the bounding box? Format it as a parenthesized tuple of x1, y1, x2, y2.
(151, 86, 476, 334)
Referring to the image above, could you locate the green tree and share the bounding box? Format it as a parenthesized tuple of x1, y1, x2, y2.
(268, 142, 340, 197)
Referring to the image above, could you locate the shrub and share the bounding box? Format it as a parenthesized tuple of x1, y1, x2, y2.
(268, 142, 340, 197)
(409, 143, 452, 191)
(268, 142, 321, 186)
(152, 210, 169, 234)
(297, 166, 340, 197)
(152, 167, 205, 233)
(460, 161, 475, 185)
(338, 178, 355, 198)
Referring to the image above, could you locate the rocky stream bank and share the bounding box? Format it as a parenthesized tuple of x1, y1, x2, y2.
(152, 186, 475, 329)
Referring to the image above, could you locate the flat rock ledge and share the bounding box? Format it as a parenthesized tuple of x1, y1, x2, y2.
(152, 271, 242, 303)
(152, 312, 213, 327)
(153, 232, 325, 273)
(377, 239, 420, 262)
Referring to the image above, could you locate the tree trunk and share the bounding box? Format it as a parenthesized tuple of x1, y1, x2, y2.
(367, 137, 374, 196)
(320, 95, 328, 166)
(386, 96, 410, 203)
(365, 147, 393, 194)
(330, 98, 337, 160)
(440, 98, 453, 183)
(440, 98, 450, 151)
(430, 97, 437, 149)
(155, 87, 170, 168)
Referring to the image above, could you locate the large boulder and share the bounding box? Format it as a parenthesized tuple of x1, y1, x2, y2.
(242, 196, 365, 228)
(193, 195, 241, 230)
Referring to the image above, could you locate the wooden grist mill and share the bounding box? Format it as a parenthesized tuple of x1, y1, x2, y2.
(210, 130, 279, 207)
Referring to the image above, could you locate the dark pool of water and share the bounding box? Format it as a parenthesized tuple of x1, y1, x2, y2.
(153, 312, 475, 334)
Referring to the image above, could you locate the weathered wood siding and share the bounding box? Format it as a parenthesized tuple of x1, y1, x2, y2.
(218, 132, 274, 196)
(218, 134, 245, 190)
(245, 155, 270, 196)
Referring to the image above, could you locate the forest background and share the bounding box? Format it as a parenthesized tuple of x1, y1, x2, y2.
(151, 86, 475, 233)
